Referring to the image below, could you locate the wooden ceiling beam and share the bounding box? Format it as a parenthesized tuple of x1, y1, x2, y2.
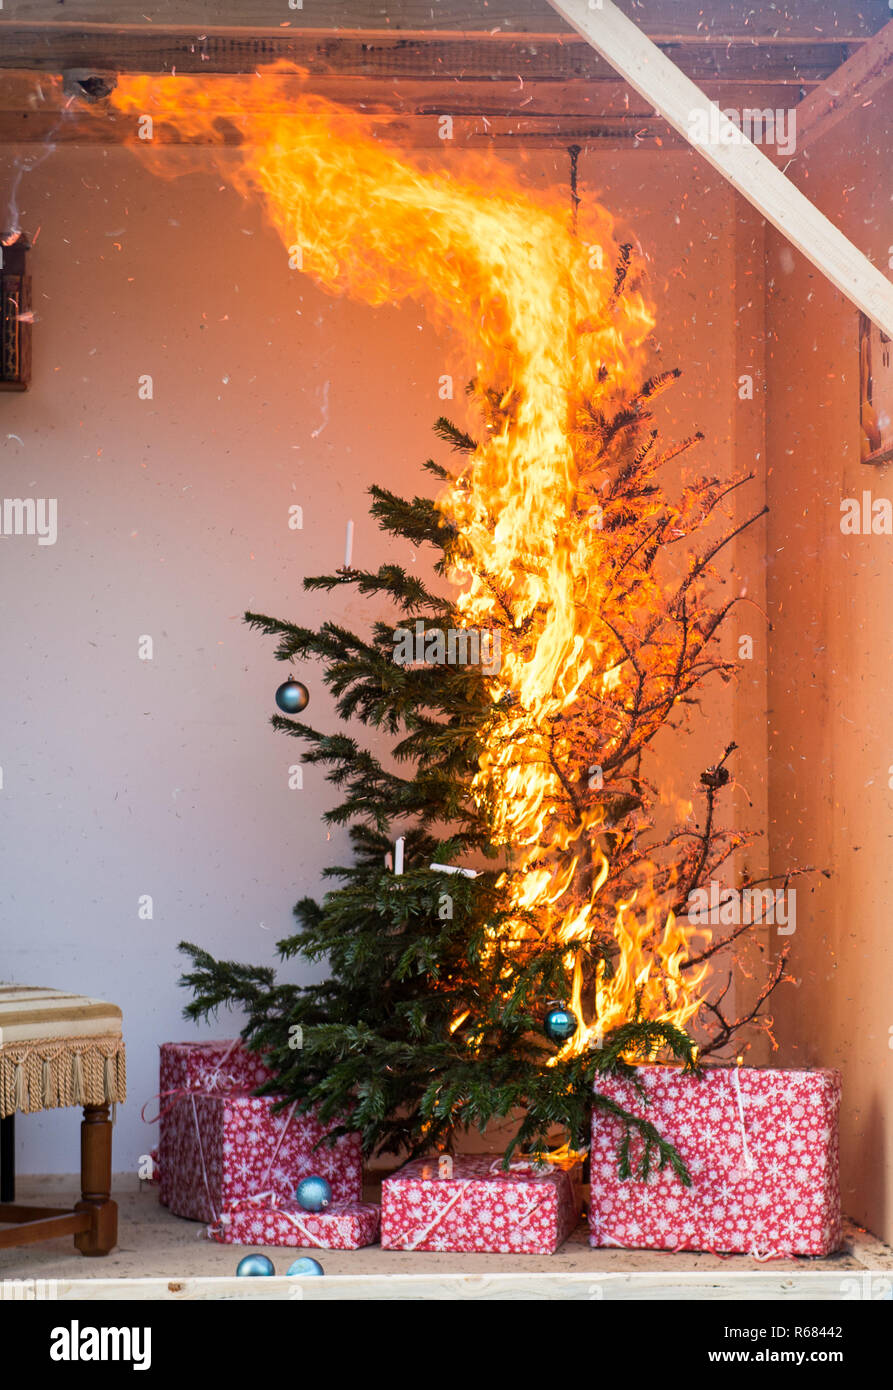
(0, 25, 860, 85)
(0, 110, 686, 150)
(0, 1, 889, 41)
(0, 70, 802, 141)
(0, 71, 808, 111)
(0, 63, 682, 148)
(0, 31, 854, 83)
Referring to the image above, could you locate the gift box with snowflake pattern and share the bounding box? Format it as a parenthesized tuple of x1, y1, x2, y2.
(155, 1040, 362, 1225)
(213, 1198, 380, 1249)
(589, 1065, 841, 1256)
(381, 1155, 580, 1254)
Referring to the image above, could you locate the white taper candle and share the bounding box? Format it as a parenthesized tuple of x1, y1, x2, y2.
(394, 836, 405, 876)
(429, 862, 479, 879)
(344, 519, 354, 568)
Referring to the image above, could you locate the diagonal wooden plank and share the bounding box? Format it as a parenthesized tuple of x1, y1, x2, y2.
(795, 19, 893, 151)
(546, 0, 893, 338)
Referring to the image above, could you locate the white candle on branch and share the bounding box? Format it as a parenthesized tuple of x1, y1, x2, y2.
(343, 519, 354, 568)
(429, 862, 479, 879)
(394, 836, 405, 876)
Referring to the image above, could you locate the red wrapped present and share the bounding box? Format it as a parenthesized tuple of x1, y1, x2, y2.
(381, 1156, 581, 1254)
(213, 1199, 380, 1250)
(152, 1040, 362, 1225)
(589, 1065, 841, 1257)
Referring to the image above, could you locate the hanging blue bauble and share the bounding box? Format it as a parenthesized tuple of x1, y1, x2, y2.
(286, 1256, 324, 1277)
(275, 677, 310, 714)
(544, 1001, 577, 1044)
(236, 1254, 275, 1277)
(295, 1175, 332, 1212)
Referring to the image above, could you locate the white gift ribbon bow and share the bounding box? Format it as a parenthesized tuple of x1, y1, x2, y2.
(141, 1038, 248, 1124)
(200, 1037, 244, 1094)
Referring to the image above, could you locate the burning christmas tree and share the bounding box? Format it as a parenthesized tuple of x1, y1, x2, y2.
(180, 348, 787, 1172)
(110, 72, 796, 1171)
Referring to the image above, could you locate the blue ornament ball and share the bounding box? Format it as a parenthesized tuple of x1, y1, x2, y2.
(236, 1254, 275, 1277)
(544, 1001, 577, 1044)
(295, 1175, 332, 1212)
(287, 1257, 324, 1277)
(275, 677, 310, 714)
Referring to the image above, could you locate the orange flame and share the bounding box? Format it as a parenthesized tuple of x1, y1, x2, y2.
(110, 70, 711, 1053)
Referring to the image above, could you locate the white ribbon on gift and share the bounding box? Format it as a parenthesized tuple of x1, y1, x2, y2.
(190, 1092, 220, 1224)
(730, 1065, 757, 1172)
(398, 1181, 476, 1251)
(727, 1069, 787, 1260)
(587, 1213, 625, 1249)
(199, 1037, 244, 1095)
(486, 1159, 551, 1226)
(488, 1157, 549, 1176)
(216, 1192, 373, 1249)
(141, 1038, 247, 1126)
(191, 1097, 301, 1236)
(276, 1207, 358, 1250)
(255, 1099, 300, 1194)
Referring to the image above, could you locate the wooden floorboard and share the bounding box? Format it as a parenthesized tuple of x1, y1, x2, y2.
(0, 1175, 889, 1299)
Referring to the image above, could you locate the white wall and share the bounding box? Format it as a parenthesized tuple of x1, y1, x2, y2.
(0, 140, 750, 1174)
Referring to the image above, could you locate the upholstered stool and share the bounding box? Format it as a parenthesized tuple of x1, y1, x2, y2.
(0, 985, 125, 1255)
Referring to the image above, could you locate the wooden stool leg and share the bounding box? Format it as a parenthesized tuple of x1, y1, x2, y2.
(73, 1104, 117, 1256)
(0, 1114, 14, 1203)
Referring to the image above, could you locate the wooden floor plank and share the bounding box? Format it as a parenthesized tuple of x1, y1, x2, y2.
(1, 1177, 889, 1290)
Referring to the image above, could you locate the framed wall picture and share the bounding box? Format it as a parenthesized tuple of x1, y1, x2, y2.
(860, 311, 893, 465)
(0, 232, 31, 392)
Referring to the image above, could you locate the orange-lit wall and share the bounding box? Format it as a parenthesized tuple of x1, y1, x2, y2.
(765, 101, 893, 1243)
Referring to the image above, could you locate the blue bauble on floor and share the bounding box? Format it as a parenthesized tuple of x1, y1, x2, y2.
(236, 1254, 275, 1277)
(286, 1256, 324, 1277)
